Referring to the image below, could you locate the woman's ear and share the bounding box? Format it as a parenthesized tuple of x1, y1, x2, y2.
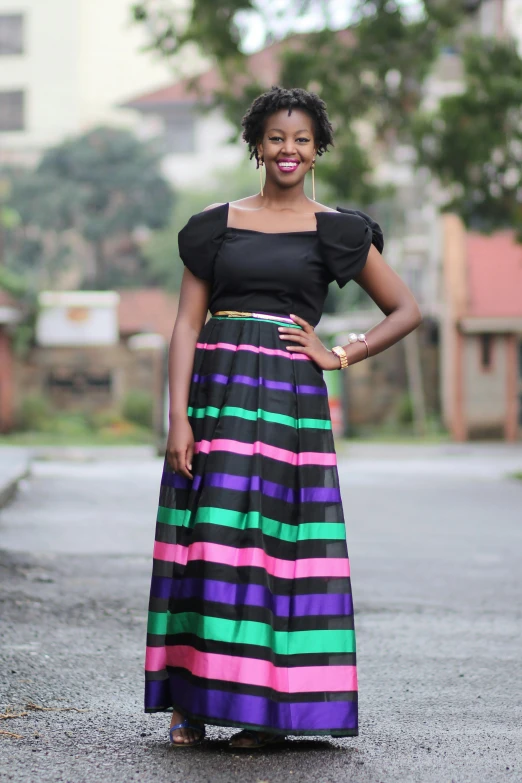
(257, 144, 264, 162)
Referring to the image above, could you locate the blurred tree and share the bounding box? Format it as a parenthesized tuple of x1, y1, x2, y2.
(4, 127, 174, 288)
(131, 0, 522, 235)
(413, 36, 522, 237)
(131, 0, 462, 206)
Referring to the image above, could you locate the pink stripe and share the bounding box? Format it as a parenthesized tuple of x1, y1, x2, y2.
(146, 645, 357, 692)
(195, 438, 336, 466)
(153, 540, 349, 579)
(196, 341, 309, 360)
(145, 646, 166, 671)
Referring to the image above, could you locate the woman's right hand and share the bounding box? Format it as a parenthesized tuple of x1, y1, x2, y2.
(166, 415, 194, 480)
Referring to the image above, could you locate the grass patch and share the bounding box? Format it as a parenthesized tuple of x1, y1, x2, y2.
(0, 428, 155, 447)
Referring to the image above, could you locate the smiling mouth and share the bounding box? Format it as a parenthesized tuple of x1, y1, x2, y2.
(277, 160, 300, 173)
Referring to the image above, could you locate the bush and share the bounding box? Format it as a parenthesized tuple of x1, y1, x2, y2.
(49, 413, 92, 436)
(16, 394, 52, 431)
(396, 393, 414, 425)
(121, 391, 154, 429)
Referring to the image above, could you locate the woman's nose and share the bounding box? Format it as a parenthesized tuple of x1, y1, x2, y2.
(281, 141, 297, 155)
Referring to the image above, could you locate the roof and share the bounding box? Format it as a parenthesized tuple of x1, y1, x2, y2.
(121, 30, 354, 110)
(466, 230, 522, 318)
(117, 288, 179, 341)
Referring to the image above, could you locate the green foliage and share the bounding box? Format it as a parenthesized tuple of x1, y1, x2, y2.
(2, 127, 174, 288)
(414, 36, 522, 236)
(16, 395, 52, 431)
(132, 1, 462, 206)
(14, 397, 155, 440)
(132, 1, 522, 233)
(121, 390, 154, 429)
(0, 265, 26, 298)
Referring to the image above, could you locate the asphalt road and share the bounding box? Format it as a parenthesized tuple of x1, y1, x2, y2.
(0, 444, 521, 783)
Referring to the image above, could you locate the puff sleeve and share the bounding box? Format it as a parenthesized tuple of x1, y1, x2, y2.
(177, 203, 228, 282)
(316, 206, 384, 288)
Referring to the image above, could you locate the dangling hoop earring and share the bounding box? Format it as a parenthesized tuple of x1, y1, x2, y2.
(311, 159, 316, 201)
(258, 157, 264, 197)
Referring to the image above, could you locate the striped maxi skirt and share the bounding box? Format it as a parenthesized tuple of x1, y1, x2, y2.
(144, 312, 358, 736)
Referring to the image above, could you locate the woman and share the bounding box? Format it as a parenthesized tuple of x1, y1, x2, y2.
(144, 86, 422, 749)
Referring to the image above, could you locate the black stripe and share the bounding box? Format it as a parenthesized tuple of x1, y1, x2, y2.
(152, 559, 352, 596)
(148, 596, 354, 630)
(154, 522, 348, 560)
(166, 667, 358, 703)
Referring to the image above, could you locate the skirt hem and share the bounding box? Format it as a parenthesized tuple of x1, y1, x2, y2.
(144, 701, 358, 738)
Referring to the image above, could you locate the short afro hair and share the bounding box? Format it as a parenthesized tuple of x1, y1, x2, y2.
(241, 85, 334, 167)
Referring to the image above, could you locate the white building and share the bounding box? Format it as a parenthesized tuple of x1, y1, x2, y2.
(0, 0, 197, 165)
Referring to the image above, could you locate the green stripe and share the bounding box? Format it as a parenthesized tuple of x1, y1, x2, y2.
(212, 316, 302, 329)
(157, 505, 345, 542)
(147, 611, 355, 654)
(187, 405, 331, 430)
(157, 507, 193, 526)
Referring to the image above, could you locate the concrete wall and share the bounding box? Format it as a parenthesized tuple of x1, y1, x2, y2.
(0, 0, 187, 163)
(0, 0, 81, 162)
(14, 343, 165, 432)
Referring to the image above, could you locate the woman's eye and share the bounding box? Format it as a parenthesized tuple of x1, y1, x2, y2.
(297, 137, 310, 143)
(268, 136, 283, 142)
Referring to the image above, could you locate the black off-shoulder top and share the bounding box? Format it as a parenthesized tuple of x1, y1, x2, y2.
(178, 202, 384, 328)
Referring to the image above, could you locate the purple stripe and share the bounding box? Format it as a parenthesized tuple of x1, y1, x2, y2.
(150, 576, 353, 617)
(149, 673, 358, 732)
(161, 471, 340, 503)
(192, 373, 327, 396)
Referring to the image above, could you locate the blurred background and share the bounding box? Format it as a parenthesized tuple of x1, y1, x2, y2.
(1, 0, 522, 447)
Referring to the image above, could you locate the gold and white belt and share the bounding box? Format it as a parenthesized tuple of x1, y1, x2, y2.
(213, 309, 296, 324)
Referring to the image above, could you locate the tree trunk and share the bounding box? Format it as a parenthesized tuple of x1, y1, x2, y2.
(404, 330, 427, 437)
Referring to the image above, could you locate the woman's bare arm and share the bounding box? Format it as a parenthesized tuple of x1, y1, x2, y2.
(166, 268, 210, 477)
(340, 244, 423, 365)
(279, 245, 422, 367)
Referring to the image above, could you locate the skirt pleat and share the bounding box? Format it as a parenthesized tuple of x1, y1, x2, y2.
(144, 314, 358, 736)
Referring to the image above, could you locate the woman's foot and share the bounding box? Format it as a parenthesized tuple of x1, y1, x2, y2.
(229, 729, 285, 749)
(169, 709, 204, 746)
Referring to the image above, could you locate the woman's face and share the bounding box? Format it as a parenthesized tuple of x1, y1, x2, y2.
(257, 108, 316, 191)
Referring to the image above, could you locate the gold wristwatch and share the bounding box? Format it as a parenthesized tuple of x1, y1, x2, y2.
(331, 345, 349, 369)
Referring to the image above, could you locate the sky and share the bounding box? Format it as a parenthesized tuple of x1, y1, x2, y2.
(236, 0, 424, 53)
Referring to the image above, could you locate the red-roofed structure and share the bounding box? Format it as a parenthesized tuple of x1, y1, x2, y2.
(121, 32, 353, 111)
(441, 215, 522, 441)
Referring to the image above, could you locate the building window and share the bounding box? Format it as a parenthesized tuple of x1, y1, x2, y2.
(480, 333, 493, 370)
(0, 14, 24, 55)
(0, 90, 24, 131)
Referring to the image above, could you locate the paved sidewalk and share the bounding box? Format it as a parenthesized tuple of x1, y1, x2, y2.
(0, 447, 31, 509)
(0, 444, 521, 782)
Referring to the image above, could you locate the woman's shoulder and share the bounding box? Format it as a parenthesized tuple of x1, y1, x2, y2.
(177, 203, 229, 281)
(316, 205, 384, 288)
(313, 202, 337, 215)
